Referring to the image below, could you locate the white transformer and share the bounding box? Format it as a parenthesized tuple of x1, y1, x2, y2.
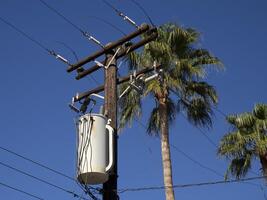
(76, 113, 114, 185)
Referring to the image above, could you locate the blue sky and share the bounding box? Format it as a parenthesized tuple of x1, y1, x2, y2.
(0, 0, 267, 199)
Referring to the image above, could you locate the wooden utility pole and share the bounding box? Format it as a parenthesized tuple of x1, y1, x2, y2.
(67, 23, 158, 200)
(103, 50, 118, 200)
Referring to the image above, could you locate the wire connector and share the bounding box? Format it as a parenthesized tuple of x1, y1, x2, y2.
(49, 50, 71, 65)
(82, 31, 104, 48)
(118, 12, 139, 28)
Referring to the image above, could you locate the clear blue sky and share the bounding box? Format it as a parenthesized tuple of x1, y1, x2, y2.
(0, 0, 267, 199)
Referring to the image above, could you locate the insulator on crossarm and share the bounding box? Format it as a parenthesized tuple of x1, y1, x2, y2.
(118, 12, 138, 28)
(49, 50, 71, 65)
(82, 32, 104, 48)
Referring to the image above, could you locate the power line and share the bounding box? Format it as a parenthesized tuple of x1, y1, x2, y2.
(55, 41, 100, 86)
(0, 146, 100, 193)
(88, 16, 126, 36)
(0, 15, 50, 53)
(128, 0, 155, 27)
(56, 41, 79, 62)
(118, 175, 267, 193)
(38, 0, 103, 48)
(0, 15, 73, 65)
(180, 112, 218, 148)
(38, 0, 83, 33)
(0, 146, 74, 181)
(0, 181, 44, 200)
(0, 160, 91, 200)
(169, 89, 218, 148)
(101, 0, 139, 28)
(133, 118, 265, 191)
(133, 118, 223, 177)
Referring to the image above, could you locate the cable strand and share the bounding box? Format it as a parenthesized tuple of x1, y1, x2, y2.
(0, 181, 44, 200)
(0, 16, 50, 53)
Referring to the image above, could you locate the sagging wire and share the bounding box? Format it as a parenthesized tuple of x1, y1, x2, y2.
(55, 41, 100, 85)
(56, 41, 79, 62)
(118, 175, 267, 194)
(0, 15, 71, 65)
(0, 145, 100, 197)
(0, 161, 91, 200)
(133, 113, 266, 195)
(74, 118, 101, 200)
(128, 0, 156, 27)
(88, 16, 127, 36)
(101, 0, 139, 28)
(38, 0, 104, 48)
(0, 181, 44, 200)
(75, 112, 100, 200)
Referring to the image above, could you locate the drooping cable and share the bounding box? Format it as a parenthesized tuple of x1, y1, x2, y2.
(75, 115, 100, 200)
(56, 41, 79, 62)
(133, 118, 264, 190)
(0, 146, 74, 181)
(133, 118, 223, 177)
(38, 0, 104, 48)
(0, 16, 49, 53)
(55, 41, 100, 85)
(101, 0, 139, 28)
(0, 16, 72, 64)
(0, 145, 100, 193)
(0, 161, 91, 200)
(128, 0, 155, 27)
(88, 16, 126, 36)
(0, 180, 44, 200)
(118, 175, 267, 193)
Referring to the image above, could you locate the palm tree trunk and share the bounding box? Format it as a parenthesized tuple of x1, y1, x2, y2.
(260, 154, 267, 179)
(159, 99, 175, 200)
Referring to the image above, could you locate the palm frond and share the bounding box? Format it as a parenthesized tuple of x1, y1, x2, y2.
(119, 82, 142, 130)
(224, 152, 252, 180)
(178, 97, 213, 128)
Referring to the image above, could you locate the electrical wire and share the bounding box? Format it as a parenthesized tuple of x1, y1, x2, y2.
(0, 146, 100, 193)
(55, 41, 100, 85)
(118, 175, 267, 193)
(56, 41, 79, 62)
(88, 16, 126, 36)
(0, 180, 44, 200)
(0, 15, 50, 53)
(75, 116, 100, 200)
(101, 0, 139, 28)
(0, 161, 91, 200)
(0, 15, 73, 65)
(133, 118, 223, 177)
(170, 89, 262, 178)
(128, 0, 155, 27)
(180, 112, 218, 148)
(38, 0, 83, 33)
(169, 88, 218, 148)
(0, 146, 74, 181)
(38, 0, 103, 47)
(133, 118, 265, 193)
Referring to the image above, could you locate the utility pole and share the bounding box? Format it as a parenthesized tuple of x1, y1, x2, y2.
(103, 49, 118, 200)
(67, 23, 158, 200)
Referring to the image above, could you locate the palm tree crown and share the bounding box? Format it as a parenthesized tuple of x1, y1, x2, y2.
(120, 23, 221, 131)
(218, 103, 267, 180)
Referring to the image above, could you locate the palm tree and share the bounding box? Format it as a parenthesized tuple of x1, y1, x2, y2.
(218, 104, 267, 180)
(119, 23, 222, 200)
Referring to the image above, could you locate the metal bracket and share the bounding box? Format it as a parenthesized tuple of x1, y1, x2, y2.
(49, 50, 71, 65)
(118, 63, 163, 99)
(69, 93, 105, 114)
(93, 47, 121, 70)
